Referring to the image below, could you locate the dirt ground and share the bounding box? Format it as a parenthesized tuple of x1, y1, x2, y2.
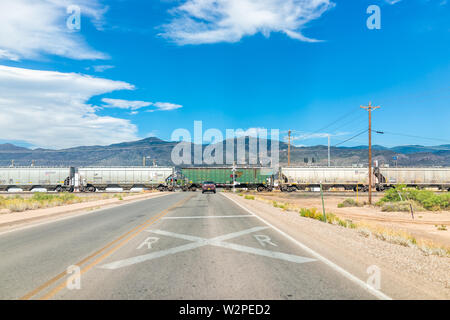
(248, 191, 450, 247)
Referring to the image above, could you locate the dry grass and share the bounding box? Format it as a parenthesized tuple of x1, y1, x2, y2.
(355, 222, 450, 257)
(244, 195, 450, 258)
(381, 201, 425, 212)
(0, 192, 139, 213)
(337, 198, 365, 208)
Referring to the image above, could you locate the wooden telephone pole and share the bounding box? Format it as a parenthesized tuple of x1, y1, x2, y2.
(360, 102, 380, 204)
(287, 130, 291, 166)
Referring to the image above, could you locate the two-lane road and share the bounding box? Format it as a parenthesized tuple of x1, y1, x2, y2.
(0, 192, 382, 300)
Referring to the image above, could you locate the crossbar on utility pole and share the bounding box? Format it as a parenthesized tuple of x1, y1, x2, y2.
(360, 102, 380, 205)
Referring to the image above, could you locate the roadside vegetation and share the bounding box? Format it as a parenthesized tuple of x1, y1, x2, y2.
(0, 192, 138, 213)
(299, 208, 357, 228)
(337, 198, 365, 208)
(376, 185, 450, 211)
(240, 194, 450, 258)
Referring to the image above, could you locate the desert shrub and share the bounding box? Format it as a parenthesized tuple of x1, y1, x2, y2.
(244, 195, 255, 200)
(0, 192, 86, 212)
(6, 199, 30, 212)
(381, 201, 424, 212)
(378, 185, 449, 211)
(299, 208, 351, 225)
(378, 184, 407, 203)
(299, 208, 326, 221)
(299, 208, 320, 219)
(337, 198, 364, 208)
(31, 193, 54, 201)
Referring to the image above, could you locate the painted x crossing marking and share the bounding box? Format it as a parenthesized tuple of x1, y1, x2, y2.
(99, 226, 316, 270)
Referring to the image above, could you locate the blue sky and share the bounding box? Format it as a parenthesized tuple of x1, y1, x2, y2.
(0, 0, 448, 149)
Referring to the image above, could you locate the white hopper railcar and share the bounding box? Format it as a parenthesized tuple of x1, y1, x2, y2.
(0, 167, 74, 192)
(77, 167, 175, 192)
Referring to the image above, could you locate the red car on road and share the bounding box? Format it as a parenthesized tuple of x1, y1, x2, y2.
(202, 181, 216, 194)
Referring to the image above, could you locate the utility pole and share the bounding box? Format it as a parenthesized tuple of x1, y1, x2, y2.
(287, 130, 291, 166)
(360, 102, 380, 205)
(327, 135, 331, 167)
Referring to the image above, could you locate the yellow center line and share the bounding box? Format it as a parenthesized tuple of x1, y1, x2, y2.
(21, 193, 193, 300)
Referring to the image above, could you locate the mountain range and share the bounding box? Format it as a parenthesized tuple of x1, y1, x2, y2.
(0, 138, 449, 167)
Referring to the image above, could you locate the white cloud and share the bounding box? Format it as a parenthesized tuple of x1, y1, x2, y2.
(101, 98, 152, 110)
(151, 102, 183, 112)
(93, 65, 115, 72)
(102, 99, 183, 113)
(385, 0, 402, 4)
(160, 0, 335, 45)
(0, 0, 108, 61)
(0, 49, 20, 61)
(0, 65, 140, 148)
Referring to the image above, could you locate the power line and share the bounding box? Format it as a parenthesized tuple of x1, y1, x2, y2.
(333, 129, 368, 147)
(328, 113, 366, 134)
(285, 113, 364, 143)
(299, 109, 356, 140)
(373, 130, 450, 144)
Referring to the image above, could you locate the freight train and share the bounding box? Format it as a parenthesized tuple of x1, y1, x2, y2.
(178, 167, 274, 192)
(1, 166, 449, 192)
(77, 167, 175, 192)
(0, 167, 175, 192)
(0, 167, 75, 192)
(279, 167, 450, 192)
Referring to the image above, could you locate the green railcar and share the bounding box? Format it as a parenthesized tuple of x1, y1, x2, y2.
(180, 167, 273, 191)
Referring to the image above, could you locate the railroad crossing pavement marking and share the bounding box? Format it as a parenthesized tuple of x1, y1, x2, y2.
(136, 237, 159, 250)
(254, 234, 278, 247)
(221, 193, 393, 300)
(99, 226, 317, 270)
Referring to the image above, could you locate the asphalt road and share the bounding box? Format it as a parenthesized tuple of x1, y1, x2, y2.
(0, 192, 379, 300)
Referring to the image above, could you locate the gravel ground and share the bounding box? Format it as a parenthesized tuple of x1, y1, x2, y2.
(228, 193, 450, 300)
(252, 192, 450, 246)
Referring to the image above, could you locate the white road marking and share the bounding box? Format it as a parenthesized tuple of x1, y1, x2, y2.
(101, 242, 206, 270)
(136, 237, 159, 250)
(213, 242, 312, 264)
(162, 215, 255, 220)
(254, 234, 277, 247)
(220, 193, 392, 300)
(99, 226, 316, 270)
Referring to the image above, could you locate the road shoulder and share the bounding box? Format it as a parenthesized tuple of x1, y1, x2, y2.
(223, 192, 450, 300)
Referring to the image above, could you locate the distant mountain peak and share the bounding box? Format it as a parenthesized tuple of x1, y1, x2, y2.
(0, 143, 30, 151)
